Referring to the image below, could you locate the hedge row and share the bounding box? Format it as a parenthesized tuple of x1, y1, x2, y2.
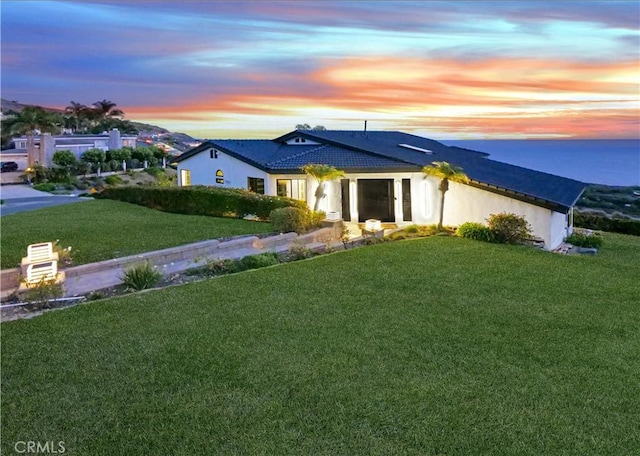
(96, 186, 308, 219)
(574, 210, 640, 237)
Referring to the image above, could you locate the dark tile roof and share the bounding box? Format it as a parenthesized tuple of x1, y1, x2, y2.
(267, 145, 412, 171)
(175, 130, 586, 211)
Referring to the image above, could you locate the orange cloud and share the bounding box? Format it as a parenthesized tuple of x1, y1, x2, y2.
(127, 55, 639, 138)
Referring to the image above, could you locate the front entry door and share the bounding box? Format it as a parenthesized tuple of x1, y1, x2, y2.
(357, 179, 395, 222)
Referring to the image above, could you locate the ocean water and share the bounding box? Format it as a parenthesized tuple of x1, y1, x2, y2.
(442, 139, 640, 186)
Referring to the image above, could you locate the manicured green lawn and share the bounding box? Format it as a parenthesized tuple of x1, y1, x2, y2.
(0, 199, 273, 268)
(2, 234, 639, 454)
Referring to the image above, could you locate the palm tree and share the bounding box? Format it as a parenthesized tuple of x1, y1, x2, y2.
(92, 99, 124, 120)
(422, 161, 470, 230)
(8, 106, 61, 165)
(65, 101, 89, 132)
(301, 164, 345, 212)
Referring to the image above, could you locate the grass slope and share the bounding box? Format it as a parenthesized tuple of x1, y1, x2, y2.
(0, 199, 273, 268)
(2, 234, 639, 455)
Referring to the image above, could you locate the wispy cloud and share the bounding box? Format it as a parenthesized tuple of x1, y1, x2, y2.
(1, 1, 638, 138)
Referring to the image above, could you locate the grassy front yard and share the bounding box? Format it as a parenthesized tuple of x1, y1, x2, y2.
(0, 199, 273, 268)
(2, 233, 639, 454)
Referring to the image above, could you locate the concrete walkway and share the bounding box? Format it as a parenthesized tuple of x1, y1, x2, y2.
(1, 185, 90, 216)
(1, 184, 55, 198)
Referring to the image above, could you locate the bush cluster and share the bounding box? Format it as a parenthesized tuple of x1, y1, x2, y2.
(104, 175, 123, 186)
(32, 183, 57, 193)
(487, 212, 532, 244)
(188, 252, 283, 278)
(457, 222, 496, 243)
(96, 185, 308, 219)
(566, 231, 603, 248)
(574, 210, 640, 236)
(268, 207, 324, 233)
(457, 213, 532, 245)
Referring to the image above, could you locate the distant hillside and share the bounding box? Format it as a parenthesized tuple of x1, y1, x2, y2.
(1, 98, 64, 114)
(1, 99, 196, 143)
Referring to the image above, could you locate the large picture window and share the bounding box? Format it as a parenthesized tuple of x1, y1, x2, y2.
(276, 179, 307, 201)
(248, 177, 265, 194)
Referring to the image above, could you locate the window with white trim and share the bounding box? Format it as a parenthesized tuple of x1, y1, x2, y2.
(277, 179, 307, 201)
(248, 177, 265, 194)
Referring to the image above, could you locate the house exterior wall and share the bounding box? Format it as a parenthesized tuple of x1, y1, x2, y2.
(443, 182, 566, 249)
(14, 130, 136, 166)
(176, 152, 568, 249)
(177, 147, 269, 190)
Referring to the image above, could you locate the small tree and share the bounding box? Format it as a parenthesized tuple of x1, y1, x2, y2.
(131, 147, 154, 166)
(52, 150, 78, 171)
(108, 148, 132, 171)
(423, 161, 469, 230)
(301, 164, 345, 212)
(80, 148, 106, 173)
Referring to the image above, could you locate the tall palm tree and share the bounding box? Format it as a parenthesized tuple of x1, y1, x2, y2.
(301, 164, 345, 212)
(92, 99, 124, 120)
(8, 106, 61, 165)
(65, 101, 89, 132)
(422, 161, 470, 230)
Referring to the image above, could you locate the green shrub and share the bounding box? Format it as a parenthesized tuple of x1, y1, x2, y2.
(144, 167, 163, 177)
(53, 240, 73, 267)
(387, 231, 408, 241)
(566, 231, 603, 248)
(404, 224, 420, 234)
(22, 164, 50, 184)
(270, 207, 309, 233)
(20, 276, 64, 309)
(75, 180, 90, 190)
(574, 210, 640, 236)
(285, 243, 314, 261)
(120, 261, 163, 291)
(457, 222, 496, 243)
(107, 159, 120, 172)
(105, 175, 123, 186)
(96, 186, 306, 220)
(308, 211, 326, 229)
(487, 213, 532, 244)
(238, 252, 280, 270)
(33, 183, 57, 193)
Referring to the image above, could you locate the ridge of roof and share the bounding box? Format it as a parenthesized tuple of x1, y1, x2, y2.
(266, 144, 329, 166)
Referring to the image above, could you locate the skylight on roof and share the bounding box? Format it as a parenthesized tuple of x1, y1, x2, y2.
(398, 143, 432, 154)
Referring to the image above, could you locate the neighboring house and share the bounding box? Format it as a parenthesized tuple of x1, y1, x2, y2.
(12, 128, 137, 166)
(173, 130, 586, 250)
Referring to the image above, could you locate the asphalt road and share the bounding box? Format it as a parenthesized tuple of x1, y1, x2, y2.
(0, 185, 91, 216)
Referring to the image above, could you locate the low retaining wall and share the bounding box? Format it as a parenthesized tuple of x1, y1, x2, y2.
(1, 223, 343, 300)
(0, 268, 21, 301)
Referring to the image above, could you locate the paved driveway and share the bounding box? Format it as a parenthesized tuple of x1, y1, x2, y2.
(0, 185, 90, 216)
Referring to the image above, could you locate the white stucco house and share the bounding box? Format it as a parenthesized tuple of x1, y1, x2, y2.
(12, 128, 137, 167)
(173, 130, 586, 250)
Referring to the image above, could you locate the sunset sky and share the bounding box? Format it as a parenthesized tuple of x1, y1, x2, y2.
(1, 0, 638, 139)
